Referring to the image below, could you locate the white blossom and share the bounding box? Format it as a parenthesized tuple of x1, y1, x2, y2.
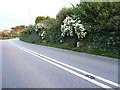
(78, 20, 81, 23)
(35, 28, 38, 32)
(41, 31, 46, 38)
(61, 33, 65, 37)
(61, 15, 87, 39)
(39, 33, 41, 36)
(60, 40, 63, 43)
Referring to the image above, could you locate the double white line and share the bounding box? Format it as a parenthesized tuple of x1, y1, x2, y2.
(13, 44, 119, 89)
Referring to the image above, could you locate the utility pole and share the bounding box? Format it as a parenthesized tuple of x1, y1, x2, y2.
(29, 9, 32, 25)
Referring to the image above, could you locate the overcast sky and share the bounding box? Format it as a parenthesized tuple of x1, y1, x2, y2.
(0, 0, 80, 30)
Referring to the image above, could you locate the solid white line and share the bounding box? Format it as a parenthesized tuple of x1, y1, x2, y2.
(18, 46, 112, 88)
(14, 45, 119, 88)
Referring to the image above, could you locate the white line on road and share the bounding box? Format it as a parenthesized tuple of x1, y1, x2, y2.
(21, 46, 119, 87)
(13, 44, 119, 89)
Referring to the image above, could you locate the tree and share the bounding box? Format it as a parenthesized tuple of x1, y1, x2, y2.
(56, 7, 74, 28)
(10, 25, 28, 37)
(10, 30, 18, 37)
(42, 18, 55, 29)
(35, 16, 51, 24)
(11, 25, 27, 31)
(0, 31, 9, 37)
(73, 2, 120, 32)
(72, 2, 120, 52)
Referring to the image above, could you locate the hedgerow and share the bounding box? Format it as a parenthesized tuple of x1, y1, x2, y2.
(19, 2, 120, 59)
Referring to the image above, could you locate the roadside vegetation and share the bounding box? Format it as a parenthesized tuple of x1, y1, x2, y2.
(0, 31, 12, 40)
(19, 2, 120, 59)
(0, 25, 27, 40)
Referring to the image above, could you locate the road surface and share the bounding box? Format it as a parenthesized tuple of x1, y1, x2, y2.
(1, 39, 119, 88)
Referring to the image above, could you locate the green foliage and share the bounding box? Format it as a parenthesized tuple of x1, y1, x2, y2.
(35, 16, 51, 24)
(42, 18, 55, 29)
(0, 31, 9, 37)
(19, 25, 40, 43)
(20, 2, 120, 59)
(72, 2, 119, 57)
(61, 15, 87, 39)
(73, 2, 120, 32)
(11, 25, 27, 31)
(10, 25, 27, 37)
(48, 7, 75, 43)
(105, 16, 120, 47)
(56, 7, 74, 28)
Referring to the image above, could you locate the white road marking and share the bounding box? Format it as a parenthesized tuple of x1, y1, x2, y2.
(23, 47, 119, 87)
(13, 44, 119, 89)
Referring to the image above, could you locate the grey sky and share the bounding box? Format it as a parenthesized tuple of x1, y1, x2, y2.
(0, 0, 80, 30)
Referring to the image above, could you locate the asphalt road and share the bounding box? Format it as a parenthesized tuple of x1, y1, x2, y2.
(1, 39, 119, 88)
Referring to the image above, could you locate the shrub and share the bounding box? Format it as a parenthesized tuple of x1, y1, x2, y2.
(61, 15, 87, 39)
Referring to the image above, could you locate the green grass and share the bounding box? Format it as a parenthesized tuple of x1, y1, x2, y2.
(20, 39, 120, 59)
(0, 37, 14, 40)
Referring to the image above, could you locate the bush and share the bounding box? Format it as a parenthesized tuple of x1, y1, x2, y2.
(19, 2, 119, 59)
(19, 25, 41, 43)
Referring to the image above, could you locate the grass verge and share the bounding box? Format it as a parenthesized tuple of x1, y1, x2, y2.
(0, 37, 14, 40)
(20, 39, 120, 59)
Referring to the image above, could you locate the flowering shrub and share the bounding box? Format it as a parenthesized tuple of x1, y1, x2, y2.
(61, 15, 87, 39)
(40, 31, 47, 39)
(34, 24, 44, 32)
(32, 24, 46, 39)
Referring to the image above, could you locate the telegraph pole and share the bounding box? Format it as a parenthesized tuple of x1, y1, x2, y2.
(29, 8, 32, 25)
